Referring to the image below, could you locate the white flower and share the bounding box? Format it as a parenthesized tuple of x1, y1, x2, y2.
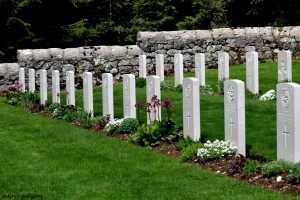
(259, 89, 276, 101)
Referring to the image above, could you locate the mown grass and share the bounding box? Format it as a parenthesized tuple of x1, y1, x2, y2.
(0, 98, 299, 199)
(1, 61, 300, 199)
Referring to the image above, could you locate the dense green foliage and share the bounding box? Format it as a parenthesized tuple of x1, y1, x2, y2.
(1, 0, 300, 62)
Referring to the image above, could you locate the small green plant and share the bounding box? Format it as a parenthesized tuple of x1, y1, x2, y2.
(119, 118, 139, 134)
(76, 109, 93, 129)
(19, 92, 39, 106)
(217, 78, 226, 95)
(47, 102, 60, 113)
(262, 160, 293, 177)
(243, 159, 260, 176)
(177, 137, 203, 162)
(197, 140, 237, 161)
(161, 80, 174, 91)
(289, 162, 300, 183)
(136, 77, 146, 88)
(200, 84, 214, 96)
(94, 115, 111, 130)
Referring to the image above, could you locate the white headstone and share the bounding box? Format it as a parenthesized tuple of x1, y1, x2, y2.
(102, 73, 114, 120)
(224, 79, 245, 156)
(174, 53, 183, 86)
(246, 51, 259, 94)
(123, 74, 136, 118)
(66, 71, 75, 106)
(278, 50, 292, 82)
(156, 54, 164, 82)
(52, 70, 60, 103)
(39, 69, 47, 105)
(28, 69, 35, 93)
(146, 75, 161, 124)
(277, 83, 300, 163)
(218, 52, 229, 81)
(83, 72, 93, 118)
(139, 55, 147, 78)
(19, 68, 25, 92)
(183, 78, 200, 141)
(195, 53, 205, 86)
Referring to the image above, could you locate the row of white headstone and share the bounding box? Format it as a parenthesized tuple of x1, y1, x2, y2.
(139, 50, 292, 94)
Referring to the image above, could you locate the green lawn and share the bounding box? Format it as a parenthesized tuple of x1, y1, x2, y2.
(1, 61, 300, 199)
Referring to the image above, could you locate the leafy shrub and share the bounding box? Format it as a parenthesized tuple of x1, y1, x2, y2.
(119, 118, 139, 133)
(243, 159, 260, 176)
(179, 140, 203, 162)
(47, 102, 60, 113)
(75, 110, 93, 128)
(128, 120, 182, 147)
(289, 162, 300, 183)
(20, 92, 39, 106)
(262, 160, 293, 177)
(105, 118, 124, 134)
(196, 140, 237, 161)
(176, 137, 196, 151)
(200, 84, 215, 96)
(226, 154, 247, 176)
(160, 81, 182, 92)
(136, 77, 146, 88)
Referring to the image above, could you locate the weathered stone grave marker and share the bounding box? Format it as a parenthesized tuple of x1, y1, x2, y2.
(146, 75, 161, 124)
(39, 69, 47, 105)
(183, 78, 200, 141)
(246, 51, 259, 94)
(28, 69, 35, 93)
(102, 73, 114, 120)
(195, 53, 205, 86)
(66, 71, 75, 106)
(139, 55, 147, 78)
(156, 54, 164, 82)
(218, 52, 229, 81)
(224, 79, 245, 156)
(174, 53, 183, 86)
(83, 72, 93, 118)
(277, 83, 300, 163)
(123, 74, 136, 118)
(278, 50, 292, 82)
(19, 68, 25, 92)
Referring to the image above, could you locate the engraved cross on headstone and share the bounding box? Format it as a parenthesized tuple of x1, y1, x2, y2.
(282, 124, 290, 149)
(229, 115, 235, 137)
(248, 72, 253, 85)
(280, 61, 287, 80)
(187, 110, 192, 129)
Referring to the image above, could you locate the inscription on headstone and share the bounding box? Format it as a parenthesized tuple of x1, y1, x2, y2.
(183, 78, 200, 141)
(174, 53, 183, 86)
(39, 69, 47, 105)
(139, 55, 147, 78)
(156, 54, 164, 82)
(66, 71, 75, 106)
(83, 72, 93, 118)
(123, 74, 136, 118)
(277, 83, 300, 163)
(19, 68, 26, 92)
(278, 50, 292, 82)
(195, 53, 205, 86)
(224, 79, 245, 156)
(246, 51, 259, 94)
(28, 69, 35, 93)
(218, 52, 229, 81)
(102, 73, 114, 120)
(146, 76, 161, 124)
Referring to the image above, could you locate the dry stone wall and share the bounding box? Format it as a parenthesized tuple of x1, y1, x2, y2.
(1, 26, 300, 91)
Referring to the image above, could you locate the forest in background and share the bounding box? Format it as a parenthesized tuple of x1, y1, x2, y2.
(0, 0, 300, 62)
